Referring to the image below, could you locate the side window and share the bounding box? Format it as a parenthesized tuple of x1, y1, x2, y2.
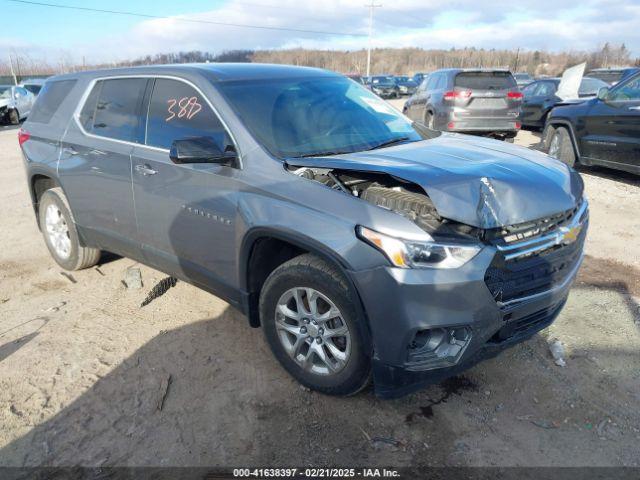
(426, 74, 439, 90)
(79, 78, 147, 142)
(29, 80, 77, 124)
(522, 82, 538, 96)
(609, 76, 640, 102)
(145, 79, 229, 151)
(537, 82, 557, 97)
(16, 87, 29, 97)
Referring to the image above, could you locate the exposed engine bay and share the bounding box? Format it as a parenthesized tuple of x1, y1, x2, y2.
(289, 166, 481, 241)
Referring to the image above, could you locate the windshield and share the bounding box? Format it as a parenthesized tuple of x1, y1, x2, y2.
(218, 76, 423, 159)
(579, 77, 608, 96)
(0, 87, 11, 99)
(514, 73, 532, 80)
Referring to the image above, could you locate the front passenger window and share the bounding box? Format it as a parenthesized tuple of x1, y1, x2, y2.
(609, 76, 640, 102)
(145, 79, 229, 151)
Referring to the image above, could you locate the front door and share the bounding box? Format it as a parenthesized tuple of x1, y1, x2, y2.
(581, 74, 640, 169)
(131, 78, 241, 299)
(58, 77, 148, 257)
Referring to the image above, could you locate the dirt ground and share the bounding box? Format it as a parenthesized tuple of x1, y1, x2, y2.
(1, 111, 639, 467)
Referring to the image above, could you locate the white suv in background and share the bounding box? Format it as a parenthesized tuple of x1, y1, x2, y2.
(0, 85, 35, 124)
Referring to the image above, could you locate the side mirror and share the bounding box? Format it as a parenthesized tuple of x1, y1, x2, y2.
(169, 137, 237, 166)
(597, 86, 609, 101)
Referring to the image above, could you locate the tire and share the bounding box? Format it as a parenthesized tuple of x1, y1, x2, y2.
(259, 254, 371, 396)
(425, 111, 435, 129)
(547, 126, 576, 167)
(9, 109, 19, 125)
(38, 188, 101, 271)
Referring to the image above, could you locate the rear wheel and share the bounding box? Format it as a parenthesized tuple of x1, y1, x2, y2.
(39, 188, 101, 271)
(425, 111, 435, 129)
(546, 127, 576, 167)
(260, 254, 371, 396)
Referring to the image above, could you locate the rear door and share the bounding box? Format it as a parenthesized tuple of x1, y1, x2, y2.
(131, 77, 241, 296)
(58, 77, 148, 257)
(581, 74, 640, 169)
(521, 81, 558, 126)
(452, 71, 521, 123)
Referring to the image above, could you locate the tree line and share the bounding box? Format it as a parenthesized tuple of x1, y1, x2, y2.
(1, 43, 636, 78)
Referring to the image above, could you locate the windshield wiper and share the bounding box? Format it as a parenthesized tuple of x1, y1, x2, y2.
(366, 136, 411, 151)
(291, 147, 360, 158)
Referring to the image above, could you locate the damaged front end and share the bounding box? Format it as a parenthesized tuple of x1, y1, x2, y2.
(286, 136, 588, 398)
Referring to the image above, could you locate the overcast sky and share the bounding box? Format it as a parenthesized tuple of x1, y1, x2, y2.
(1, 0, 638, 64)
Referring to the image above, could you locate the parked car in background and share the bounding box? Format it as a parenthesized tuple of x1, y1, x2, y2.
(520, 77, 609, 128)
(19, 63, 587, 398)
(513, 72, 533, 88)
(370, 75, 400, 98)
(20, 78, 47, 96)
(543, 71, 640, 174)
(403, 69, 522, 141)
(394, 76, 418, 95)
(412, 72, 429, 85)
(585, 67, 640, 86)
(0, 84, 35, 124)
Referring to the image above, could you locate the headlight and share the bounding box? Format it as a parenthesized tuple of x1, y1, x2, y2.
(357, 226, 481, 269)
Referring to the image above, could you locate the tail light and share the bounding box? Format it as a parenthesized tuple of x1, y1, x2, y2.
(18, 129, 30, 147)
(447, 121, 456, 129)
(444, 90, 472, 101)
(507, 91, 523, 100)
(515, 121, 522, 130)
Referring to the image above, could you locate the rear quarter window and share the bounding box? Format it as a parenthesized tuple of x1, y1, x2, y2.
(454, 72, 516, 90)
(79, 78, 147, 142)
(28, 80, 77, 124)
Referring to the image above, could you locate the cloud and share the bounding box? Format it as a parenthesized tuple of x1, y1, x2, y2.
(3, 0, 639, 64)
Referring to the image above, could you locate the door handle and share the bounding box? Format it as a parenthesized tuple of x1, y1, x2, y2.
(61, 146, 79, 155)
(135, 164, 157, 176)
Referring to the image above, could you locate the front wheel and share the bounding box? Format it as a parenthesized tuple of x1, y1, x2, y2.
(546, 127, 576, 167)
(9, 109, 19, 125)
(259, 254, 371, 396)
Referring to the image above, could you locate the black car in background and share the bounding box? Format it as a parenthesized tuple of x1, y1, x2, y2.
(585, 67, 640, 86)
(403, 69, 522, 141)
(394, 76, 418, 95)
(369, 75, 400, 98)
(520, 77, 609, 128)
(543, 72, 640, 174)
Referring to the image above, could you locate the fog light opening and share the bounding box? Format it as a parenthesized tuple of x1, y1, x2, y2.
(407, 326, 471, 368)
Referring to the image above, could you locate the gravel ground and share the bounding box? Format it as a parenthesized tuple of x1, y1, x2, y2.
(0, 113, 639, 467)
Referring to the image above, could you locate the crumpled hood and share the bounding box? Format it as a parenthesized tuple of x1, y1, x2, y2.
(0, 98, 11, 108)
(289, 134, 584, 229)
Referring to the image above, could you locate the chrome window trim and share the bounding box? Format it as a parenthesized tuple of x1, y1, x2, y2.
(72, 74, 243, 169)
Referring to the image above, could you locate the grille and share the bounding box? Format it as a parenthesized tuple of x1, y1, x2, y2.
(489, 300, 565, 343)
(484, 202, 588, 304)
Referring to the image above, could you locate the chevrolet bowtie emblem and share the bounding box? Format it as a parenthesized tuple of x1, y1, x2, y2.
(559, 225, 582, 245)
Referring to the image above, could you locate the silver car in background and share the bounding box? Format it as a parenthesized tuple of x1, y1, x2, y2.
(0, 85, 35, 124)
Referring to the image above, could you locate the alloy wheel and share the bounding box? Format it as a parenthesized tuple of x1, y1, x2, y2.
(45, 204, 71, 259)
(275, 287, 351, 376)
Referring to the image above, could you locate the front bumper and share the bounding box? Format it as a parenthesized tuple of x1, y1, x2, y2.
(350, 233, 585, 398)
